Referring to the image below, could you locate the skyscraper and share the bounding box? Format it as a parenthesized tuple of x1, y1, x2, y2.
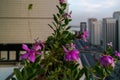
(113, 11, 120, 51)
(80, 22, 87, 32)
(102, 18, 117, 50)
(88, 18, 100, 45)
(113, 11, 120, 20)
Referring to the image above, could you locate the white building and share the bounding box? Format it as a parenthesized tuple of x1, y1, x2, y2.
(88, 18, 100, 45)
(0, 0, 59, 44)
(102, 18, 117, 50)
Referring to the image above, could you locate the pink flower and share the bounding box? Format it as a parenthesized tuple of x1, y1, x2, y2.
(20, 44, 36, 62)
(20, 41, 44, 63)
(59, 0, 65, 3)
(65, 13, 71, 18)
(115, 51, 120, 57)
(81, 30, 88, 42)
(99, 55, 115, 67)
(62, 45, 80, 61)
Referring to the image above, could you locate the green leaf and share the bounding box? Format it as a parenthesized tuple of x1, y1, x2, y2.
(52, 22, 58, 29)
(14, 68, 23, 80)
(53, 42, 59, 48)
(48, 24, 55, 31)
(62, 3, 67, 10)
(57, 13, 60, 18)
(84, 66, 90, 80)
(65, 19, 69, 25)
(56, 5, 63, 14)
(62, 32, 69, 39)
(75, 68, 84, 80)
(23, 67, 28, 79)
(69, 19, 72, 22)
(53, 14, 58, 24)
(65, 26, 71, 30)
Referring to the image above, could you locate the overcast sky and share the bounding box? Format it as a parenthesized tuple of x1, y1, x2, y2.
(68, 0, 120, 26)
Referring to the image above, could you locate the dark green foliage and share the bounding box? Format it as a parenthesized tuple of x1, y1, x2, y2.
(13, 59, 46, 80)
(46, 61, 84, 80)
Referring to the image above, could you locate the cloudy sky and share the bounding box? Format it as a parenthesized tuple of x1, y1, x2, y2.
(68, 0, 120, 26)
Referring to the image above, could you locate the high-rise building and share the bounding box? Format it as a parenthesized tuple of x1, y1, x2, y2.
(113, 11, 120, 20)
(113, 11, 120, 51)
(119, 16, 120, 49)
(102, 18, 117, 50)
(80, 22, 87, 32)
(88, 18, 100, 45)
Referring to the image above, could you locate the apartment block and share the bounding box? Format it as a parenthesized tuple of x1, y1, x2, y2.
(88, 18, 100, 45)
(102, 18, 117, 50)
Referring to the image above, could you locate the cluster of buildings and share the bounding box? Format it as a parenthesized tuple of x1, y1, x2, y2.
(78, 11, 120, 51)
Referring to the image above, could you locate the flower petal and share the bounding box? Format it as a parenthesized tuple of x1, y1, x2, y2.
(62, 46, 69, 53)
(36, 52, 41, 54)
(19, 53, 29, 60)
(32, 45, 41, 51)
(29, 53, 35, 62)
(22, 44, 29, 51)
(100, 55, 114, 67)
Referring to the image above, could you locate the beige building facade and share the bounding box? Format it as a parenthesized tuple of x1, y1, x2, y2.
(0, 0, 59, 43)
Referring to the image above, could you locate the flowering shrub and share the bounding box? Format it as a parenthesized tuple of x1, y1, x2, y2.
(12, 0, 120, 80)
(12, 0, 84, 80)
(85, 42, 119, 80)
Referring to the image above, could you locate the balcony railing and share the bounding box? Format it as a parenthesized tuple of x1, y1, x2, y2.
(0, 44, 32, 62)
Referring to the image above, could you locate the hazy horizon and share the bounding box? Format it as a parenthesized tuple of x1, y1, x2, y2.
(68, 0, 120, 26)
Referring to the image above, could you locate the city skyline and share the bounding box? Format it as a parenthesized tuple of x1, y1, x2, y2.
(68, 0, 120, 26)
